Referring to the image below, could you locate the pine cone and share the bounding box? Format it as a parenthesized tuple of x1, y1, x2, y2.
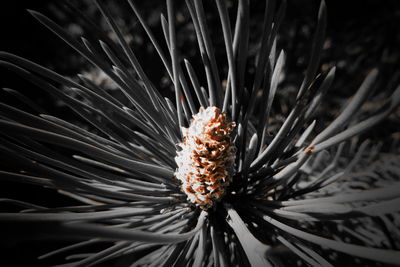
(175, 106, 235, 209)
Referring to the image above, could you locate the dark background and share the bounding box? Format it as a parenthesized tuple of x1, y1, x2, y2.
(1, 0, 399, 93)
(0, 0, 399, 266)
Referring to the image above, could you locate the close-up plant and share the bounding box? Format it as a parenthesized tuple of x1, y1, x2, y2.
(0, 0, 399, 266)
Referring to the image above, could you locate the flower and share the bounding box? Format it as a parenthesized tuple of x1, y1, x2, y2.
(0, 0, 400, 266)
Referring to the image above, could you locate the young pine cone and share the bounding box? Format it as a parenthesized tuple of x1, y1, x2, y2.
(175, 106, 236, 210)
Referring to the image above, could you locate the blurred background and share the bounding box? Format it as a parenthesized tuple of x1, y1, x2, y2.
(0, 0, 399, 266)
